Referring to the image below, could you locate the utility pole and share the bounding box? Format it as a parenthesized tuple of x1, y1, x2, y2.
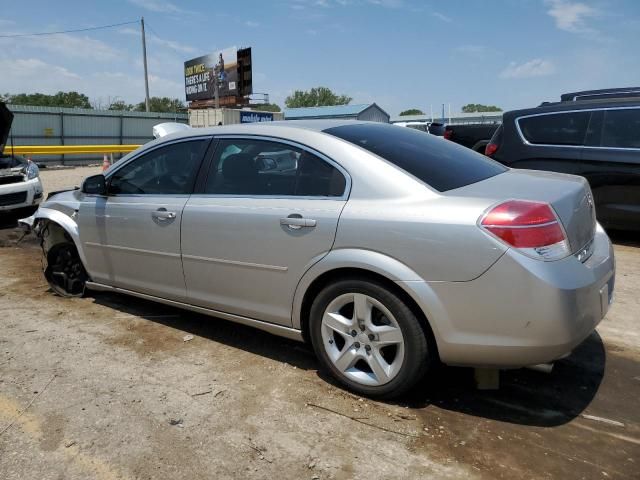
(214, 72, 220, 109)
(141, 17, 150, 112)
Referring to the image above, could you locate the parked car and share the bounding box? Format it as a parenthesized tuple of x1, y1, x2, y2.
(0, 102, 43, 216)
(486, 97, 640, 231)
(443, 123, 500, 153)
(23, 121, 614, 398)
(394, 121, 431, 133)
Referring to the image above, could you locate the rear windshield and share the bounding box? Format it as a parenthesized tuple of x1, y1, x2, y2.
(324, 123, 506, 192)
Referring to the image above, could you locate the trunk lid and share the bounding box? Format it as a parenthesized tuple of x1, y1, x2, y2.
(449, 169, 596, 253)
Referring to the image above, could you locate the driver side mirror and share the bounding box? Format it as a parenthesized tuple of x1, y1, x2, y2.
(82, 174, 107, 195)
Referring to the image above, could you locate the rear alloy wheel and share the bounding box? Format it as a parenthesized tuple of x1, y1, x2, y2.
(310, 279, 430, 399)
(44, 242, 88, 297)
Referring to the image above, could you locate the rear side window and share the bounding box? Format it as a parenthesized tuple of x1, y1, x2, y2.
(324, 123, 506, 192)
(601, 108, 640, 148)
(204, 139, 346, 197)
(518, 111, 590, 145)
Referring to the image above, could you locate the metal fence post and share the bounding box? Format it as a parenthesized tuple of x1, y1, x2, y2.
(60, 111, 65, 165)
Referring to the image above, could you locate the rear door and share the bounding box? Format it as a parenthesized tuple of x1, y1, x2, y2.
(581, 107, 640, 227)
(181, 137, 349, 326)
(79, 138, 210, 300)
(511, 110, 591, 174)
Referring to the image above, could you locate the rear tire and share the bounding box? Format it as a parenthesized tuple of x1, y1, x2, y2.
(44, 242, 88, 297)
(309, 278, 430, 399)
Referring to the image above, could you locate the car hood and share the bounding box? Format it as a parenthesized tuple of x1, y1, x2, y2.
(0, 102, 13, 153)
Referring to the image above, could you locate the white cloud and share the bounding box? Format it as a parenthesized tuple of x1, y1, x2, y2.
(546, 0, 597, 32)
(128, 0, 190, 14)
(33, 33, 119, 60)
(245, 20, 260, 27)
(1, 58, 80, 94)
(0, 32, 119, 60)
(499, 58, 556, 79)
(431, 12, 452, 22)
(2, 56, 183, 103)
(367, 0, 403, 7)
(119, 27, 195, 54)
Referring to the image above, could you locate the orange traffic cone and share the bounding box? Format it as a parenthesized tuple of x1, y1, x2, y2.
(102, 154, 110, 171)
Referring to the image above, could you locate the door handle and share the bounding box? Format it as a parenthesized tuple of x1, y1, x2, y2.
(152, 209, 176, 220)
(280, 216, 317, 230)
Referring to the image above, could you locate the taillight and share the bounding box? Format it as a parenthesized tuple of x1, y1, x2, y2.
(479, 200, 570, 261)
(485, 143, 498, 156)
(443, 129, 453, 140)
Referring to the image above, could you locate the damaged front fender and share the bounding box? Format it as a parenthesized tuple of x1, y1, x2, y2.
(24, 206, 88, 270)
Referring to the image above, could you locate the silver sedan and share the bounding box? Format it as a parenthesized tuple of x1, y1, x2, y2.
(27, 121, 615, 398)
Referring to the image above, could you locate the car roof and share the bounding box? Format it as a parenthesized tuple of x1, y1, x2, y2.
(560, 87, 640, 102)
(504, 97, 640, 119)
(124, 119, 379, 161)
(170, 119, 369, 139)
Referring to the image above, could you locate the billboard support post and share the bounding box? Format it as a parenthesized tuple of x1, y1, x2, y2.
(141, 17, 150, 112)
(214, 74, 219, 108)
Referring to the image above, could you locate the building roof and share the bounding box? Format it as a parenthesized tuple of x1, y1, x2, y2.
(390, 111, 503, 123)
(284, 103, 386, 119)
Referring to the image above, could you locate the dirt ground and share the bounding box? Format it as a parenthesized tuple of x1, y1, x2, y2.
(0, 167, 638, 479)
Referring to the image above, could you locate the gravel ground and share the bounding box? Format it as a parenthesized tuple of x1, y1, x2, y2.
(0, 167, 638, 479)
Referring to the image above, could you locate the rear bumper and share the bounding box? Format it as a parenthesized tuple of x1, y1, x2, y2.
(0, 178, 43, 212)
(405, 223, 615, 368)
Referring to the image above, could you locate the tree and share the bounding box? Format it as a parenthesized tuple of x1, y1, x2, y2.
(4, 91, 92, 108)
(134, 97, 185, 113)
(285, 87, 352, 108)
(108, 100, 134, 111)
(399, 108, 424, 116)
(461, 104, 502, 113)
(251, 103, 281, 112)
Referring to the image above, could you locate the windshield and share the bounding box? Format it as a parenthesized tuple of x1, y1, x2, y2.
(324, 123, 506, 192)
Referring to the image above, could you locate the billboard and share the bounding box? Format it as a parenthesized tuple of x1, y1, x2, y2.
(184, 47, 238, 102)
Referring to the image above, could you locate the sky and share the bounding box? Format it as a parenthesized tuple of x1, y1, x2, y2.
(0, 0, 639, 115)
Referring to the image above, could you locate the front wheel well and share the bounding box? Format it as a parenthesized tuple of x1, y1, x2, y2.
(299, 267, 439, 358)
(37, 220, 74, 253)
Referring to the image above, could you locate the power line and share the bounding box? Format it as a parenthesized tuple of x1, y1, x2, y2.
(0, 20, 139, 38)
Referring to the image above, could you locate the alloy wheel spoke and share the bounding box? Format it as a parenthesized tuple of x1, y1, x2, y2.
(353, 293, 372, 326)
(323, 312, 353, 336)
(372, 325, 403, 346)
(333, 345, 358, 373)
(367, 349, 391, 384)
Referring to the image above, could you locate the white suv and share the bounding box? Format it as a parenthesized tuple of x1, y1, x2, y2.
(0, 155, 43, 215)
(1, 102, 43, 215)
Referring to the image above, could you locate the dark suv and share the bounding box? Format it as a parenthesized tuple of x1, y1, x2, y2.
(486, 98, 640, 230)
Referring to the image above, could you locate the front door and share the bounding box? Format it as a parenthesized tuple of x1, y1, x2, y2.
(181, 137, 349, 326)
(79, 138, 210, 300)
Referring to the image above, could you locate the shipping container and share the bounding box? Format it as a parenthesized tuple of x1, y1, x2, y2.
(189, 108, 284, 128)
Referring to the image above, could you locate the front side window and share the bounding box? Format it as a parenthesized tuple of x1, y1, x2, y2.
(204, 139, 346, 197)
(601, 109, 640, 148)
(109, 140, 207, 195)
(518, 111, 591, 146)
